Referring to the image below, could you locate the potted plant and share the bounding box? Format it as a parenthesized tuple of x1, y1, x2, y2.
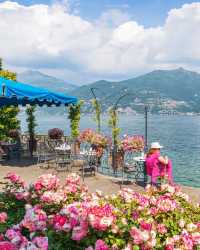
(48, 128, 64, 140)
(26, 105, 37, 157)
(120, 135, 145, 153)
(68, 101, 84, 155)
(108, 107, 122, 170)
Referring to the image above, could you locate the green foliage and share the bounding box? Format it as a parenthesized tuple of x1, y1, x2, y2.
(26, 105, 37, 139)
(0, 192, 25, 234)
(91, 99, 101, 133)
(0, 58, 2, 71)
(26, 105, 37, 156)
(68, 101, 84, 139)
(108, 107, 120, 146)
(0, 61, 20, 140)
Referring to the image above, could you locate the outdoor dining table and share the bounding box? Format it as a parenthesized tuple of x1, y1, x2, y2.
(54, 144, 71, 152)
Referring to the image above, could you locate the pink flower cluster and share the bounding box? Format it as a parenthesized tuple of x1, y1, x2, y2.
(0, 212, 7, 223)
(121, 135, 145, 152)
(6, 172, 25, 187)
(2, 227, 48, 250)
(79, 129, 110, 148)
(0, 172, 200, 250)
(21, 205, 47, 232)
(88, 203, 115, 231)
(33, 173, 60, 192)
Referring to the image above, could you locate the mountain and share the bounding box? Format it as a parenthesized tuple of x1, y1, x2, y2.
(18, 70, 76, 94)
(69, 68, 200, 114)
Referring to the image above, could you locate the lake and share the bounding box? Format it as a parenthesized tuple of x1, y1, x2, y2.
(19, 112, 200, 187)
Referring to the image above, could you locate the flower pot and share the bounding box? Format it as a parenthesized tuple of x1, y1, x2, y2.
(71, 140, 80, 155)
(109, 148, 124, 170)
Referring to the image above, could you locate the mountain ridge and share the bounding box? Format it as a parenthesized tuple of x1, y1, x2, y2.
(69, 67, 200, 114)
(18, 70, 76, 94)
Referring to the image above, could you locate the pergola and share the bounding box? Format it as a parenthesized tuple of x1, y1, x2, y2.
(0, 76, 77, 107)
(0, 76, 78, 158)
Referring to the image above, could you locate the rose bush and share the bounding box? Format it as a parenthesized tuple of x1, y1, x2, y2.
(0, 173, 199, 249)
(120, 135, 145, 152)
(48, 128, 64, 140)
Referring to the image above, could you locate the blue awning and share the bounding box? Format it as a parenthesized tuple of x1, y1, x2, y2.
(0, 76, 77, 107)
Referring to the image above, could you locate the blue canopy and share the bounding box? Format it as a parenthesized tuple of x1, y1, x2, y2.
(0, 76, 77, 107)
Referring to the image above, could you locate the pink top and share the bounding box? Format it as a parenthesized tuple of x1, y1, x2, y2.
(145, 152, 161, 176)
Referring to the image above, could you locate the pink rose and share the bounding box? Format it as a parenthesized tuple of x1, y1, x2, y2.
(32, 236, 48, 250)
(0, 242, 17, 250)
(34, 182, 42, 191)
(140, 221, 152, 231)
(157, 224, 167, 234)
(165, 244, 174, 250)
(95, 240, 109, 250)
(0, 212, 7, 223)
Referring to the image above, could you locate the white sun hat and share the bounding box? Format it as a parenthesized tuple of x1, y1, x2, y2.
(150, 142, 163, 149)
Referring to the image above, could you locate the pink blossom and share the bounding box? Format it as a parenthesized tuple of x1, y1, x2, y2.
(165, 244, 174, 250)
(32, 236, 48, 250)
(6, 172, 25, 187)
(140, 221, 152, 231)
(33, 174, 60, 192)
(157, 224, 167, 234)
(0, 241, 17, 250)
(85, 247, 94, 250)
(130, 226, 143, 244)
(0, 212, 7, 223)
(71, 221, 88, 241)
(21, 205, 47, 232)
(95, 240, 109, 250)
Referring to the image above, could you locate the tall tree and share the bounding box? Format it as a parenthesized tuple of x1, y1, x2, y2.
(0, 59, 20, 140)
(0, 58, 2, 71)
(68, 101, 84, 139)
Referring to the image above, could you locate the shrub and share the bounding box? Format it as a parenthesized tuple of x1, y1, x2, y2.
(0, 173, 199, 250)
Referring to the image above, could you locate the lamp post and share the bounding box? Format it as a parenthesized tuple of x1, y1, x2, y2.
(144, 105, 149, 152)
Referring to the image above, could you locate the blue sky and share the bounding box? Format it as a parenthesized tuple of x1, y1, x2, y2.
(6, 0, 197, 27)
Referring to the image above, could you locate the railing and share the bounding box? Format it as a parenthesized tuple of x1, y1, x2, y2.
(20, 134, 70, 143)
(98, 148, 147, 184)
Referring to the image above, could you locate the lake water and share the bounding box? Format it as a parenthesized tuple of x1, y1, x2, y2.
(19, 112, 200, 187)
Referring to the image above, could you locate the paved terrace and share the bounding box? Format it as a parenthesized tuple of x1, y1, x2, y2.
(0, 160, 199, 203)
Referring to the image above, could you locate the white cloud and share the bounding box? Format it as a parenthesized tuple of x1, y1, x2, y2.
(0, 1, 200, 83)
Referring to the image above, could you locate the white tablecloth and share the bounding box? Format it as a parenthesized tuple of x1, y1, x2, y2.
(133, 156, 145, 162)
(55, 145, 71, 151)
(80, 150, 96, 156)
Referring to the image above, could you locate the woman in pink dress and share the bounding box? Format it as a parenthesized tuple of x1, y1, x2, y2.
(145, 142, 173, 185)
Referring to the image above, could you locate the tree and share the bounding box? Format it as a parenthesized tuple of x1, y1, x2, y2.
(26, 105, 37, 156)
(68, 101, 84, 139)
(68, 101, 84, 156)
(108, 107, 120, 146)
(0, 58, 2, 71)
(92, 99, 101, 133)
(0, 59, 20, 141)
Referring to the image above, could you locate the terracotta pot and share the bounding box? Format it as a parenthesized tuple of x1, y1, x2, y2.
(71, 140, 80, 155)
(109, 149, 124, 170)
